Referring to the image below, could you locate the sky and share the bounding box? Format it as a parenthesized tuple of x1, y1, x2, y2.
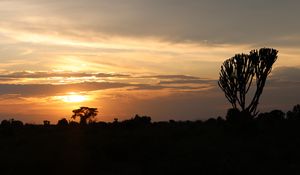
(0, 0, 300, 123)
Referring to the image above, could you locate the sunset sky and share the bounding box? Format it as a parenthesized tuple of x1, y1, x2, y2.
(0, 0, 300, 123)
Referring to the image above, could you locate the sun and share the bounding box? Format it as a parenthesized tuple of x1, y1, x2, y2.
(56, 92, 88, 103)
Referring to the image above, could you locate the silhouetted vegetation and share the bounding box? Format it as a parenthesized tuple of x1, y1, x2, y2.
(1, 104, 300, 174)
(57, 118, 69, 126)
(43, 120, 50, 126)
(1, 118, 23, 128)
(219, 48, 278, 117)
(71, 107, 98, 125)
(287, 104, 300, 120)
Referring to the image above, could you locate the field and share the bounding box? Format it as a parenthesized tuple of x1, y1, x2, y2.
(1, 118, 300, 175)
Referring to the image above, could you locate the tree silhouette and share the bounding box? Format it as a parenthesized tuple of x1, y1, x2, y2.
(71, 107, 98, 125)
(218, 48, 278, 117)
(43, 120, 50, 126)
(287, 104, 300, 120)
(57, 118, 69, 126)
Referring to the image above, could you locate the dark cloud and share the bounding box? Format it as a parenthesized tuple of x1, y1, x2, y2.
(0, 78, 18, 81)
(0, 71, 130, 79)
(0, 80, 214, 97)
(263, 66, 300, 90)
(140, 75, 200, 80)
(0, 73, 217, 97)
(0, 70, 218, 97)
(159, 79, 216, 85)
(271, 67, 300, 82)
(2, 0, 300, 45)
(0, 71, 208, 80)
(0, 82, 215, 97)
(3, 66, 299, 99)
(251, 66, 300, 111)
(0, 82, 130, 96)
(0, 71, 218, 85)
(61, 0, 300, 44)
(130, 84, 212, 91)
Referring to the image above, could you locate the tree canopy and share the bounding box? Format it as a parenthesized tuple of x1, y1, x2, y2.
(218, 48, 278, 117)
(71, 107, 98, 125)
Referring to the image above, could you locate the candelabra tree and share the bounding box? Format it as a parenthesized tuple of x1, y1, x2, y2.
(218, 48, 278, 117)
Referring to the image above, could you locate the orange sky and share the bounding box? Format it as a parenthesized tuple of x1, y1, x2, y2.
(0, 0, 300, 123)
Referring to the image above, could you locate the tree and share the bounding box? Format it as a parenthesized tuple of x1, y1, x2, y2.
(226, 108, 241, 122)
(287, 104, 300, 120)
(122, 114, 152, 128)
(218, 48, 278, 117)
(57, 118, 68, 126)
(71, 107, 98, 125)
(1, 120, 11, 127)
(44, 120, 50, 126)
(0, 119, 23, 128)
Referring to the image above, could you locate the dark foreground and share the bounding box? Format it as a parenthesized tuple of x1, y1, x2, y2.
(1, 117, 300, 175)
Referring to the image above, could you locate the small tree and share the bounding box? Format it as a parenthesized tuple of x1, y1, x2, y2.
(57, 118, 69, 126)
(71, 107, 98, 125)
(218, 48, 278, 117)
(287, 104, 300, 120)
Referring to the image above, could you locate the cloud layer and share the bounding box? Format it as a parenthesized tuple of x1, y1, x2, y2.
(2, 0, 300, 45)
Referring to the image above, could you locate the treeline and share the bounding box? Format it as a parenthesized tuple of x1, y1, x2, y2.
(1, 104, 300, 130)
(1, 104, 300, 175)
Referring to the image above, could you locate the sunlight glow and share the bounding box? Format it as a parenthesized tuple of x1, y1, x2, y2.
(55, 92, 88, 103)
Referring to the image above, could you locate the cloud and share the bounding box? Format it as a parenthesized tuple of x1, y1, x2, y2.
(159, 79, 216, 85)
(1, 0, 300, 45)
(130, 84, 212, 91)
(270, 67, 300, 82)
(0, 82, 131, 96)
(0, 81, 215, 97)
(0, 71, 216, 96)
(0, 70, 217, 83)
(0, 71, 130, 79)
(261, 66, 300, 91)
(140, 75, 200, 80)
